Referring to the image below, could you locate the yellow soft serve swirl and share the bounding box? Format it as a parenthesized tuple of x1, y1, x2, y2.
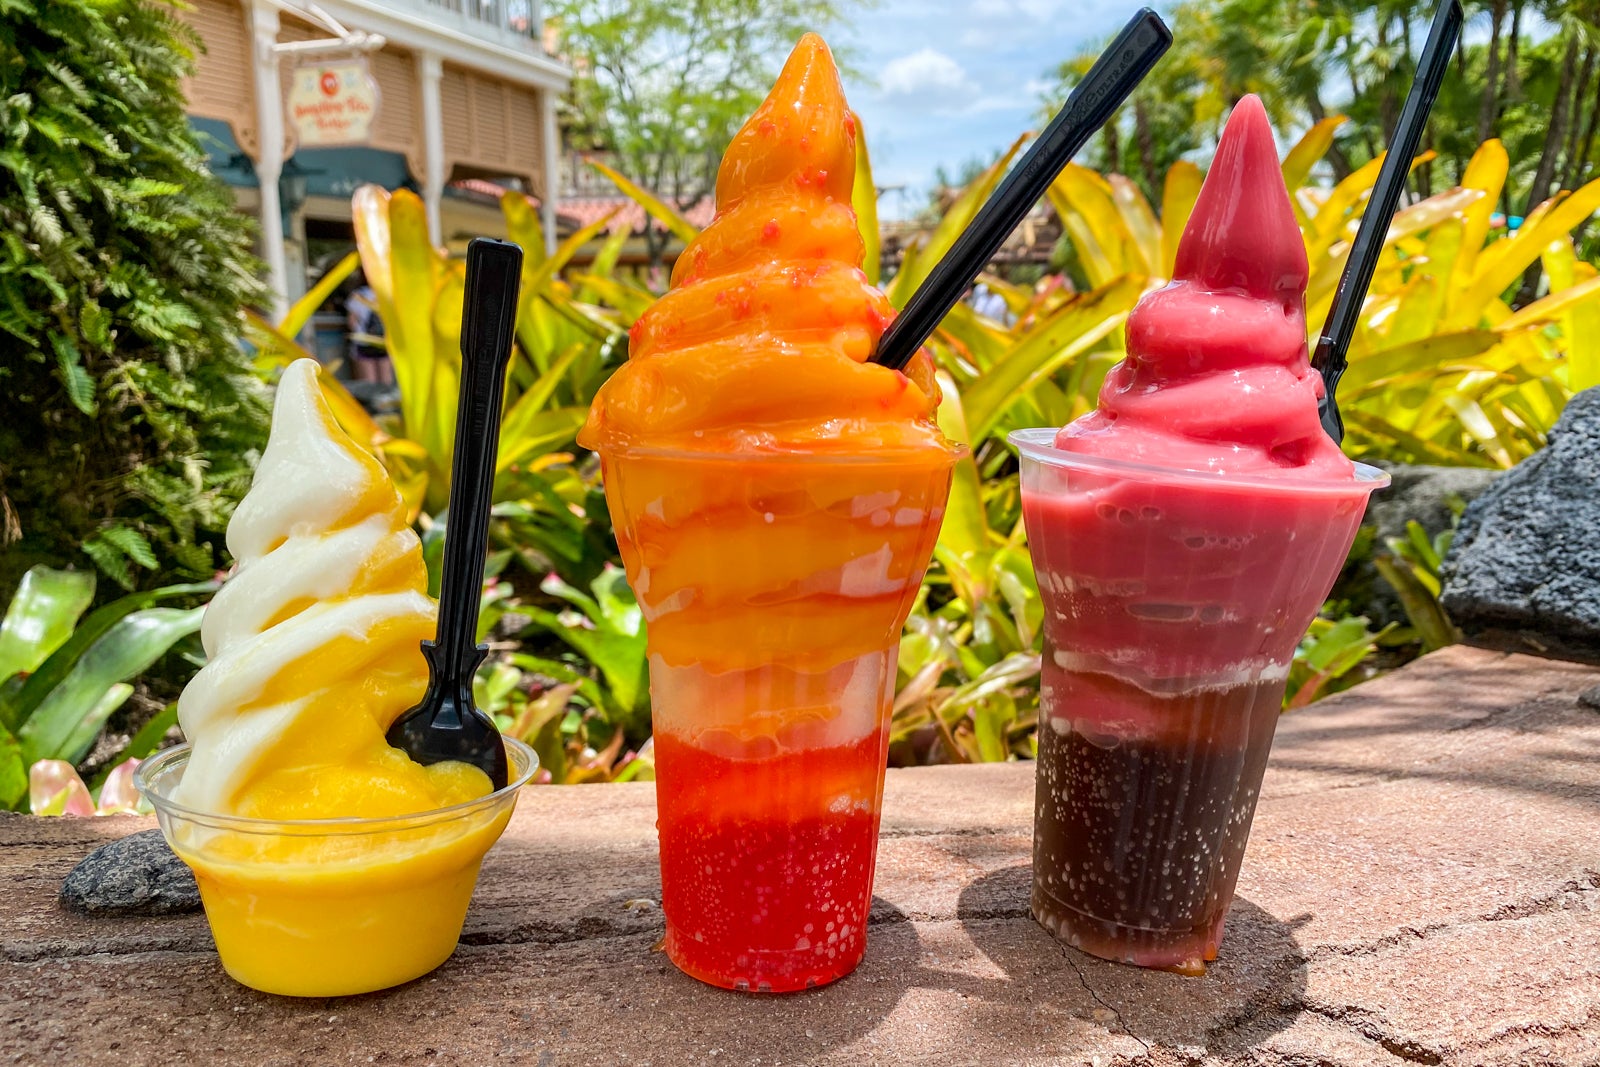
(174, 359, 490, 820)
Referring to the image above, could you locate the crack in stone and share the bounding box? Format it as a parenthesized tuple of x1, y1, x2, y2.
(877, 825, 1025, 841)
(1059, 943, 1153, 1060)
(1457, 1004, 1600, 1052)
(1306, 874, 1599, 964)
(1298, 1002, 1443, 1065)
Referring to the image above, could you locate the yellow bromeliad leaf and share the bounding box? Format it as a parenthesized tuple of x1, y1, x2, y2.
(1341, 330, 1501, 394)
(1458, 180, 1600, 322)
(962, 275, 1147, 440)
(1499, 271, 1600, 330)
(974, 272, 1034, 319)
(1108, 174, 1162, 278)
(931, 371, 988, 565)
(523, 210, 621, 305)
(493, 408, 588, 475)
(1306, 154, 1383, 254)
(850, 110, 881, 288)
(1282, 116, 1346, 194)
(572, 274, 655, 323)
(354, 187, 444, 464)
(1050, 164, 1144, 281)
(422, 260, 466, 508)
(1344, 409, 1492, 466)
(1450, 140, 1509, 290)
(500, 189, 547, 268)
(934, 300, 1011, 377)
(1159, 161, 1202, 278)
(496, 343, 586, 474)
(1526, 241, 1600, 391)
(281, 251, 359, 339)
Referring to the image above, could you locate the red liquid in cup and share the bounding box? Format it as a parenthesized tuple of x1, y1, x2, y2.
(654, 729, 887, 991)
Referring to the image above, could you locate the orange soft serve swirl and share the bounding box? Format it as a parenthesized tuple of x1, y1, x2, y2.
(174, 359, 488, 820)
(579, 33, 946, 455)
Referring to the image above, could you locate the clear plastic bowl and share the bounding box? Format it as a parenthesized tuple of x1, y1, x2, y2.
(137, 739, 536, 997)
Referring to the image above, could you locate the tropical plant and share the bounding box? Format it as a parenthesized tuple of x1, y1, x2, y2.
(1052, 0, 1600, 229)
(0, 565, 211, 811)
(510, 566, 650, 744)
(474, 657, 654, 785)
(250, 186, 633, 523)
(0, 0, 269, 599)
(1375, 513, 1465, 652)
(1285, 614, 1396, 708)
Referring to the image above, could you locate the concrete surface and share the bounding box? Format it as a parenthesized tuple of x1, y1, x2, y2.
(3, 645, 1598, 1066)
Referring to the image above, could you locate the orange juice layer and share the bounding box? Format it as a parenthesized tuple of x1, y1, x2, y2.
(654, 728, 889, 992)
(579, 33, 949, 457)
(602, 451, 951, 682)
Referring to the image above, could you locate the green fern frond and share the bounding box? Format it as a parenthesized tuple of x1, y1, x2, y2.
(49, 333, 96, 414)
(80, 534, 137, 591)
(98, 523, 159, 570)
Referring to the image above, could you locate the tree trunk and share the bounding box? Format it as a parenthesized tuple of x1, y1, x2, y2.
(1523, 34, 1580, 216)
(1418, 125, 1434, 199)
(1560, 45, 1598, 191)
(1101, 112, 1122, 175)
(1134, 98, 1155, 187)
(1504, 0, 1523, 99)
(1376, 16, 1400, 143)
(1516, 32, 1582, 304)
(1477, 0, 1507, 142)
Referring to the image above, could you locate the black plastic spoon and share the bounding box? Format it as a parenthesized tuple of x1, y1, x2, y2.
(869, 8, 1172, 371)
(386, 238, 524, 791)
(1311, 0, 1463, 443)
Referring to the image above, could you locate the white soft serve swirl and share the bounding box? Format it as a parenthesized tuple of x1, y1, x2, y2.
(173, 359, 436, 815)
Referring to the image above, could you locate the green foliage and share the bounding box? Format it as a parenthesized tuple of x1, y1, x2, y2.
(551, 0, 866, 258)
(1051, 0, 1600, 237)
(512, 567, 650, 743)
(0, 565, 212, 810)
(0, 0, 269, 598)
(1375, 513, 1465, 652)
(474, 660, 655, 785)
(1286, 614, 1396, 708)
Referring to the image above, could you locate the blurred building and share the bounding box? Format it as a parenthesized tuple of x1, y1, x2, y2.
(177, 0, 570, 318)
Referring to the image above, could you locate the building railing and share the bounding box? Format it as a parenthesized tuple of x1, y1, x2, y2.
(407, 0, 544, 49)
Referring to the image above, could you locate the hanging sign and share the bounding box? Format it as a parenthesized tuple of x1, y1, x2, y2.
(288, 59, 380, 149)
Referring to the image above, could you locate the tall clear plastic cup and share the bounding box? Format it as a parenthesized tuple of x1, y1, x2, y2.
(1011, 428, 1387, 974)
(599, 444, 957, 992)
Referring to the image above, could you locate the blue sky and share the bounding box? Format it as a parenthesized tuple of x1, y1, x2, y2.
(837, 0, 1138, 218)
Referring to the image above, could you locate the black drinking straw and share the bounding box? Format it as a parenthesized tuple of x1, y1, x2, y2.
(1312, 0, 1463, 443)
(869, 8, 1172, 371)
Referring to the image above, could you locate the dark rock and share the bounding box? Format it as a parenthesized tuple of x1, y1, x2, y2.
(58, 829, 200, 916)
(1581, 686, 1600, 710)
(1354, 463, 1501, 628)
(1363, 463, 1501, 545)
(1440, 387, 1600, 664)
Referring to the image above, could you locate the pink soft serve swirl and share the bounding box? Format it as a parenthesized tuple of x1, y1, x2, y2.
(1057, 95, 1354, 480)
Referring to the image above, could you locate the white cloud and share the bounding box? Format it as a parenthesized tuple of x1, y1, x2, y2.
(880, 48, 977, 98)
(970, 0, 1067, 21)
